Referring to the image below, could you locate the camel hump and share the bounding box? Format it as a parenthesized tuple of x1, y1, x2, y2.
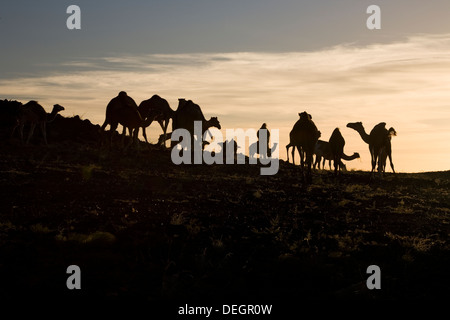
(177, 100, 206, 121)
(329, 127, 345, 149)
(331, 127, 340, 133)
(330, 127, 343, 140)
(139, 95, 171, 117)
(370, 122, 387, 134)
(177, 98, 189, 111)
(23, 100, 47, 119)
(149, 94, 169, 106)
(116, 91, 139, 110)
(105, 92, 141, 122)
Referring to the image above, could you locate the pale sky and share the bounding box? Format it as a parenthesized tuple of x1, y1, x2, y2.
(1, 0, 450, 172)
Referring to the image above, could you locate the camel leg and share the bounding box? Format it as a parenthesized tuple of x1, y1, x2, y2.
(134, 128, 140, 150)
(387, 150, 395, 173)
(124, 128, 138, 151)
(299, 149, 304, 170)
(161, 131, 172, 145)
(286, 145, 290, 163)
(26, 123, 36, 144)
(315, 155, 322, 170)
(100, 121, 108, 131)
(99, 120, 109, 146)
(18, 124, 25, 144)
(120, 126, 127, 146)
(142, 127, 149, 144)
(99, 121, 108, 147)
(370, 150, 378, 177)
(333, 156, 338, 175)
(143, 117, 155, 145)
(291, 146, 295, 165)
(388, 155, 395, 173)
(384, 143, 394, 173)
(340, 160, 347, 171)
(305, 152, 313, 183)
(286, 144, 293, 163)
(41, 122, 48, 145)
(11, 122, 18, 139)
(162, 120, 169, 148)
(130, 127, 136, 143)
(109, 122, 118, 147)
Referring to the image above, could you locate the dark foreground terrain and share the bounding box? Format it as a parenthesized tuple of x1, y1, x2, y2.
(0, 115, 449, 307)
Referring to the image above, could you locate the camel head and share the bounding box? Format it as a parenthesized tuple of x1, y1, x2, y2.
(354, 152, 361, 158)
(207, 116, 221, 130)
(346, 122, 363, 131)
(53, 104, 65, 113)
(388, 127, 397, 137)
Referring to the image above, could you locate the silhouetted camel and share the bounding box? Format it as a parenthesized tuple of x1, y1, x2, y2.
(100, 91, 153, 149)
(287, 112, 320, 182)
(313, 140, 359, 170)
(11, 101, 65, 145)
(329, 128, 346, 175)
(257, 123, 271, 157)
(346, 121, 396, 176)
(138, 95, 175, 147)
(286, 113, 321, 164)
(160, 99, 221, 150)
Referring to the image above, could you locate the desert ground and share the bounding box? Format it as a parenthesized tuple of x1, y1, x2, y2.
(0, 114, 449, 305)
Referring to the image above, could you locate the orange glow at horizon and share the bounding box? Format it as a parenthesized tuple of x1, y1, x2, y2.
(1, 34, 450, 173)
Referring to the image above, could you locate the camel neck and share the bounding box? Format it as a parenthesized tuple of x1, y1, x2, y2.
(357, 127, 371, 144)
(47, 110, 59, 123)
(342, 153, 359, 161)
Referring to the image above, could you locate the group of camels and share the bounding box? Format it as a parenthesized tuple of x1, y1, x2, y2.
(285, 111, 397, 180)
(9, 92, 396, 179)
(100, 91, 221, 150)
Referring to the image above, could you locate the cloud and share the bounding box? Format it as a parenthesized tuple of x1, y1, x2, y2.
(1, 33, 450, 172)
